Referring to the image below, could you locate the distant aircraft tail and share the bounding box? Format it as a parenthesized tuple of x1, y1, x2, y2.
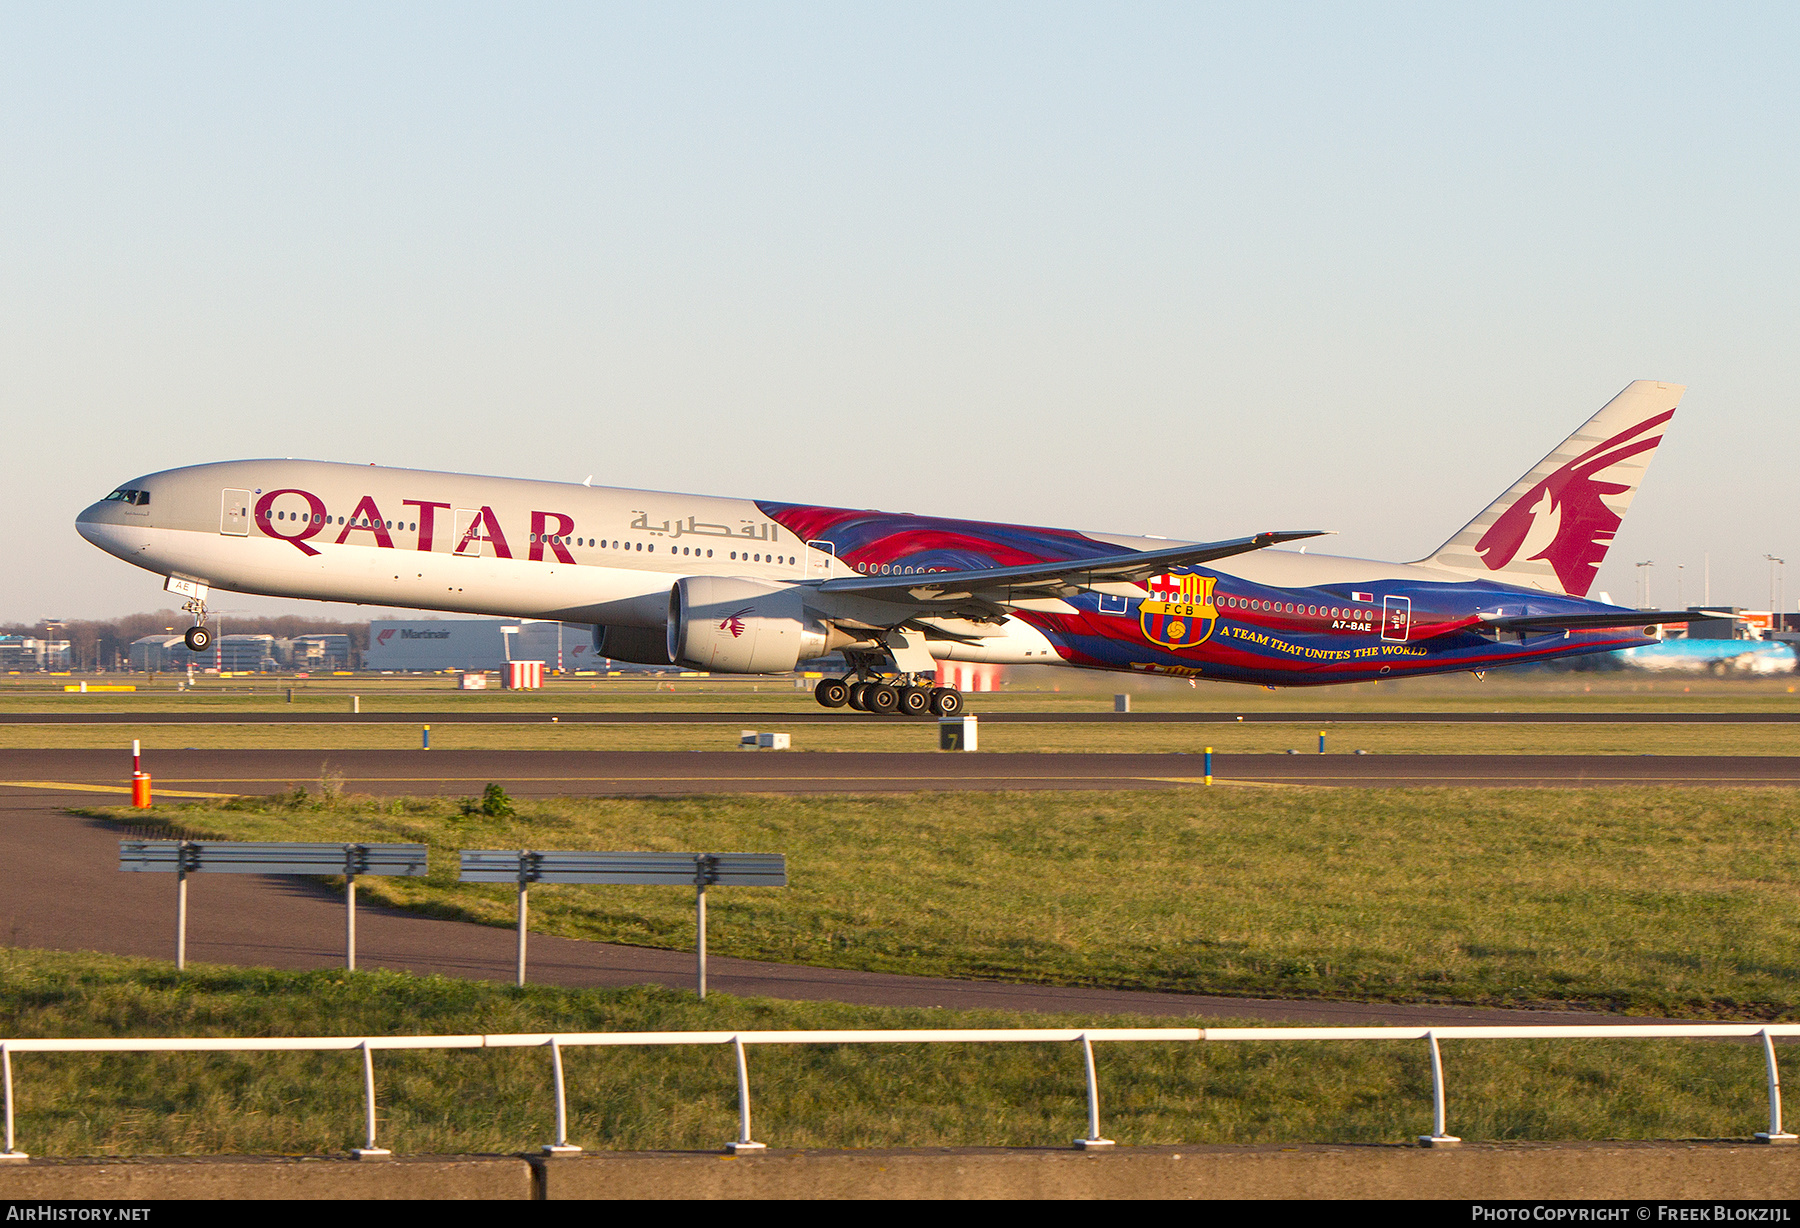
(1420, 381, 1685, 597)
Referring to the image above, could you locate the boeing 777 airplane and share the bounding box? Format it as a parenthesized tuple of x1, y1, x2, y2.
(76, 381, 1711, 716)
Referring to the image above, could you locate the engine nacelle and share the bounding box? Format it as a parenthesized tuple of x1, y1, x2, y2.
(667, 576, 833, 673)
(592, 624, 673, 667)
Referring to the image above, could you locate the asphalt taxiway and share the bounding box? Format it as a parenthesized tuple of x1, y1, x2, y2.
(8, 709, 1800, 725)
(3, 747, 1798, 796)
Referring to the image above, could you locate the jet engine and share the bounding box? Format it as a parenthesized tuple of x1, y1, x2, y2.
(667, 576, 845, 673)
(592, 624, 672, 667)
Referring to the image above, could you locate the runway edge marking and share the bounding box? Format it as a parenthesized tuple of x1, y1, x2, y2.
(0, 780, 238, 799)
(1145, 777, 1314, 789)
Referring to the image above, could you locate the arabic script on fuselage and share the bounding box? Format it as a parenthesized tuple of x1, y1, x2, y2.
(628, 512, 779, 542)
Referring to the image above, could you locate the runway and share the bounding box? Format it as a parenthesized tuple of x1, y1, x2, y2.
(9, 709, 1800, 725)
(3, 747, 1799, 795)
(0, 785, 1685, 1027)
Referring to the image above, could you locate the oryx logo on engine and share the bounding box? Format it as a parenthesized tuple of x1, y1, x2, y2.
(719, 607, 755, 638)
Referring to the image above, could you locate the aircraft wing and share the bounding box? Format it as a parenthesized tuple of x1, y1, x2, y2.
(1476, 609, 1735, 633)
(812, 530, 1328, 612)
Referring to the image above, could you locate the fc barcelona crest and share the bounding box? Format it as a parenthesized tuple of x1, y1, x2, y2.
(1140, 572, 1217, 650)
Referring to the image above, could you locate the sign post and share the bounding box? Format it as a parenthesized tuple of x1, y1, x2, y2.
(516, 849, 532, 987)
(696, 875, 707, 999)
(175, 855, 189, 970)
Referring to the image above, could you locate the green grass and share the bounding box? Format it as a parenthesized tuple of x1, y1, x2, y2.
(0, 949, 1778, 1155)
(91, 787, 1800, 1020)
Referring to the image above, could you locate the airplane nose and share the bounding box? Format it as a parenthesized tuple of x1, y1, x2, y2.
(75, 499, 149, 557)
(74, 501, 108, 543)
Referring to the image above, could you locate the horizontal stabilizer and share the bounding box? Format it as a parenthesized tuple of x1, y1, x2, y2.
(1477, 609, 1732, 633)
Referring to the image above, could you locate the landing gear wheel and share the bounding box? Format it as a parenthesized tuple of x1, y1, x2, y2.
(899, 686, 931, 717)
(846, 682, 869, 711)
(929, 687, 962, 717)
(184, 626, 212, 653)
(815, 678, 850, 708)
(864, 683, 899, 714)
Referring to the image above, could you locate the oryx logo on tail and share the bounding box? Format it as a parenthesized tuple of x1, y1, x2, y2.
(1474, 410, 1674, 596)
(1421, 381, 1684, 597)
(1140, 573, 1217, 650)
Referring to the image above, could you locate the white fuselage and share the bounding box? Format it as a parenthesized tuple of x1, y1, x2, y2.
(76, 457, 1464, 670)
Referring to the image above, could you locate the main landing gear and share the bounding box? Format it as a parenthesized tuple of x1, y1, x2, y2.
(181, 596, 211, 653)
(814, 675, 962, 717)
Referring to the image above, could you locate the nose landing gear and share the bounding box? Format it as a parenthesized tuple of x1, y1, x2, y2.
(180, 595, 212, 653)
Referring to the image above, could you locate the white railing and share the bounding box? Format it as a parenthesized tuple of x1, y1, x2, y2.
(2, 1024, 1796, 1160)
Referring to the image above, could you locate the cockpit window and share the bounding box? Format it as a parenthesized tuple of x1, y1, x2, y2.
(103, 489, 150, 506)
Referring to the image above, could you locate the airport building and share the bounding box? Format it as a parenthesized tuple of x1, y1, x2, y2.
(1683, 608, 1770, 640)
(362, 619, 596, 672)
(0, 636, 71, 672)
(291, 634, 354, 671)
(128, 635, 205, 672)
(217, 634, 280, 672)
(128, 633, 285, 672)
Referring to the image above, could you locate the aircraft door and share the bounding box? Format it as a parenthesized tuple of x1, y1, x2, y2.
(807, 539, 835, 578)
(453, 509, 481, 557)
(1381, 595, 1412, 642)
(219, 490, 250, 536)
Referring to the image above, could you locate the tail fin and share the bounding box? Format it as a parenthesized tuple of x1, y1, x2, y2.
(1420, 381, 1684, 596)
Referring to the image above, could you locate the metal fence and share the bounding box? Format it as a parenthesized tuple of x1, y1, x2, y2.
(2, 1023, 1797, 1161)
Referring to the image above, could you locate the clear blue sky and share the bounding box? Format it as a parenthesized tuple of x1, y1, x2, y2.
(6, 2, 1795, 621)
